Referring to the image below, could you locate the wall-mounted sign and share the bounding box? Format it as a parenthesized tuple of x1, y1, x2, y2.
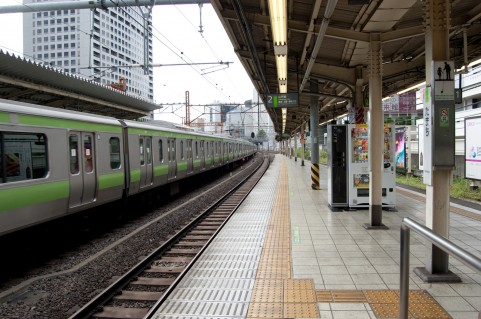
(433, 61, 454, 101)
(266, 93, 299, 108)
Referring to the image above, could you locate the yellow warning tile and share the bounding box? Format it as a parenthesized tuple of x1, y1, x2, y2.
(256, 271, 291, 279)
(408, 303, 451, 319)
(255, 279, 282, 287)
(284, 289, 317, 303)
(331, 290, 367, 303)
(316, 290, 333, 302)
(247, 303, 283, 318)
(371, 302, 400, 319)
(250, 289, 283, 303)
(408, 290, 437, 304)
(283, 303, 320, 318)
(284, 279, 314, 290)
(364, 290, 398, 304)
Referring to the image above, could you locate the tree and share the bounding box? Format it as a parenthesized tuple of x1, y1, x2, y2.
(257, 129, 267, 140)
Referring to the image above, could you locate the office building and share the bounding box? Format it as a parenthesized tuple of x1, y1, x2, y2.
(23, 0, 153, 100)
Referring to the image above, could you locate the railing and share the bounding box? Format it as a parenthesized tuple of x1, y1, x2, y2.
(400, 217, 481, 319)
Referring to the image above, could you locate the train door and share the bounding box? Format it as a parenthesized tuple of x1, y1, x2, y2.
(167, 138, 176, 180)
(139, 136, 153, 188)
(68, 132, 96, 208)
(187, 139, 193, 174)
(199, 141, 205, 170)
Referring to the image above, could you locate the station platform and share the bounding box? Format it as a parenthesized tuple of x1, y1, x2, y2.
(151, 154, 481, 319)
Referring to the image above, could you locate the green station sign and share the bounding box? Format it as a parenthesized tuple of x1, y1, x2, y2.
(266, 93, 299, 108)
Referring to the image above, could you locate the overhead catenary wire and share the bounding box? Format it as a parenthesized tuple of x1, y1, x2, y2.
(110, 0, 232, 99)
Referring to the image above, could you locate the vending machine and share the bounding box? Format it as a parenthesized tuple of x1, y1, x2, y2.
(327, 125, 348, 209)
(347, 124, 396, 209)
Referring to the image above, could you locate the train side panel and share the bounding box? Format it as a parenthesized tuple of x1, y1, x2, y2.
(0, 101, 124, 236)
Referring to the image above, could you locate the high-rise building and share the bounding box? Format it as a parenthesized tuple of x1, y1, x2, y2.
(23, 1, 154, 101)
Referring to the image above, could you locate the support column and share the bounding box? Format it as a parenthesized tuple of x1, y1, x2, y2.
(364, 33, 387, 229)
(289, 138, 292, 158)
(301, 124, 305, 166)
(294, 131, 298, 162)
(355, 66, 365, 124)
(310, 80, 320, 189)
(414, 0, 460, 282)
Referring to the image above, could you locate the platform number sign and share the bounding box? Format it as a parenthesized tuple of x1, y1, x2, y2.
(266, 93, 299, 108)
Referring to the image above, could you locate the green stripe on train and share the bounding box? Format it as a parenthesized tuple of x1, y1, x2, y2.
(99, 172, 125, 190)
(154, 165, 168, 177)
(18, 115, 122, 133)
(193, 160, 201, 168)
(130, 169, 141, 183)
(177, 162, 187, 172)
(0, 180, 69, 212)
(0, 112, 9, 123)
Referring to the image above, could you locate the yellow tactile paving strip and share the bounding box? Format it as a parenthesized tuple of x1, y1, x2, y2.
(247, 159, 453, 319)
(316, 289, 452, 319)
(247, 159, 320, 318)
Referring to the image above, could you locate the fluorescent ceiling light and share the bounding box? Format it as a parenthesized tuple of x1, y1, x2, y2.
(276, 55, 287, 80)
(396, 81, 426, 95)
(268, 0, 287, 45)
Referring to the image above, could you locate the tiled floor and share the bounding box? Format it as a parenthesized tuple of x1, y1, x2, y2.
(152, 154, 481, 319)
(288, 156, 481, 318)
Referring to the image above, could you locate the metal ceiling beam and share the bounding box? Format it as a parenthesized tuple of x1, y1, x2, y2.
(381, 26, 424, 43)
(299, 0, 339, 92)
(231, 0, 270, 95)
(299, 0, 323, 67)
(309, 63, 357, 86)
(0, 0, 209, 14)
(222, 9, 370, 43)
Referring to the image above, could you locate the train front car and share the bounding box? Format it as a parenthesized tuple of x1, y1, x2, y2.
(0, 99, 124, 237)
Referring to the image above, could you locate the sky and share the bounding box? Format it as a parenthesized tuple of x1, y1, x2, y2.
(0, 1, 257, 124)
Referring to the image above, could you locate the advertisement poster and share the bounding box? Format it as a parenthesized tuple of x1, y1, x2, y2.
(395, 127, 406, 169)
(465, 116, 481, 180)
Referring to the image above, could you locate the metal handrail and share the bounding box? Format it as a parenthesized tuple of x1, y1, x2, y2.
(400, 217, 481, 319)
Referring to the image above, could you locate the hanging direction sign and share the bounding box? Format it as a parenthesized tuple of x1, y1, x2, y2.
(266, 93, 299, 108)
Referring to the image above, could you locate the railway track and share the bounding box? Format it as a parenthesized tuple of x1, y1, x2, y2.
(69, 155, 271, 319)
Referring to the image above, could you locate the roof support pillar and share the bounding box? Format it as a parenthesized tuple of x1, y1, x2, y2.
(301, 124, 305, 166)
(364, 33, 387, 229)
(310, 80, 320, 189)
(413, 0, 460, 283)
(294, 131, 298, 162)
(355, 66, 365, 124)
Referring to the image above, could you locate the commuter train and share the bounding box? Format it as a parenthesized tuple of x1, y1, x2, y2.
(0, 98, 256, 237)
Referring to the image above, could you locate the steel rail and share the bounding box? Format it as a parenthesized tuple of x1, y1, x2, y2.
(400, 217, 481, 319)
(69, 155, 269, 319)
(144, 156, 270, 318)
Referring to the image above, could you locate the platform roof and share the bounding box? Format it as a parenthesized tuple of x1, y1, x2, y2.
(0, 51, 160, 119)
(212, 0, 481, 135)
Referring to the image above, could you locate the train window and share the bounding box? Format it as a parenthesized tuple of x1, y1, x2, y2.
(84, 135, 94, 173)
(158, 140, 163, 163)
(1, 132, 48, 183)
(195, 141, 198, 158)
(180, 141, 184, 160)
(139, 138, 144, 165)
(109, 137, 121, 169)
(69, 135, 79, 174)
(146, 137, 152, 164)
